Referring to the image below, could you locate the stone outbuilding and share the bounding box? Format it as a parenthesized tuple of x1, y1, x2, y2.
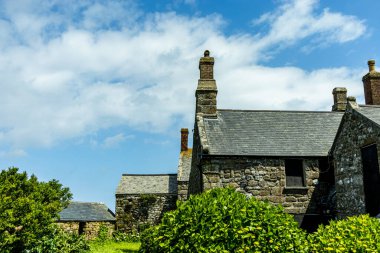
(115, 174, 177, 232)
(57, 201, 115, 239)
(332, 60, 380, 218)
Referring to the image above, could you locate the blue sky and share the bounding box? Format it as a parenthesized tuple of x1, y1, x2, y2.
(0, 0, 379, 210)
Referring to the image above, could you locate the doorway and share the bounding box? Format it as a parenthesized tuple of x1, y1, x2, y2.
(361, 144, 380, 216)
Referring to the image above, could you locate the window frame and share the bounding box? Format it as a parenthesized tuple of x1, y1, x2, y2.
(285, 159, 306, 189)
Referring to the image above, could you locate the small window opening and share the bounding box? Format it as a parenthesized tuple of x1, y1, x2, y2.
(285, 159, 305, 187)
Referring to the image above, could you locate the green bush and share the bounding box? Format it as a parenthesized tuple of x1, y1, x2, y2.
(308, 214, 380, 252)
(32, 225, 89, 253)
(0, 167, 72, 252)
(96, 224, 111, 243)
(139, 188, 308, 252)
(112, 231, 140, 243)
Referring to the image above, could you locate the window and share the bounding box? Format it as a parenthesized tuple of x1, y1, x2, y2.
(285, 159, 305, 187)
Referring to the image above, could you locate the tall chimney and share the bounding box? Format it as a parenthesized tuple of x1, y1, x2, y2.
(180, 128, 189, 152)
(363, 59, 380, 105)
(195, 50, 218, 115)
(332, 87, 347, 111)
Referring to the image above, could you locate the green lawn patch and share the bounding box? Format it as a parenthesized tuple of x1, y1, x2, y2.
(89, 241, 140, 253)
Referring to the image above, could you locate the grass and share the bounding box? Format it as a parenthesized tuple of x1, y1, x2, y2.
(89, 241, 140, 253)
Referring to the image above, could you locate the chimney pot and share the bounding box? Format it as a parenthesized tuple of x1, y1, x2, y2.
(363, 58, 380, 105)
(180, 128, 189, 152)
(332, 87, 347, 111)
(368, 59, 376, 72)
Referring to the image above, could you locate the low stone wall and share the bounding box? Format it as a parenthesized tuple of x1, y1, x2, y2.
(115, 194, 177, 233)
(57, 221, 115, 240)
(201, 157, 332, 217)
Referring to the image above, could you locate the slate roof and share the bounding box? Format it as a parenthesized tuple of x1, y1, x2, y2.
(177, 149, 192, 182)
(58, 202, 115, 222)
(356, 105, 380, 126)
(116, 174, 177, 195)
(201, 109, 344, 157)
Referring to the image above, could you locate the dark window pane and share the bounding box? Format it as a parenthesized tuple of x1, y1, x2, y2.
(285, 159, 304, 187)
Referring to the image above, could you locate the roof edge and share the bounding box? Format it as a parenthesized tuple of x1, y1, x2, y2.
(216, 109, 344, 114)
(121, 173, 177, 176)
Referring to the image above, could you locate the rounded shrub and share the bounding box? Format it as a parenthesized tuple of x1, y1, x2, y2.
(308, 214, 380, 252)
(139, 188, 307, 252)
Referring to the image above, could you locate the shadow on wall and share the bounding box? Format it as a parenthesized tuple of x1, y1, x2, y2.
(296, 157, 336, 232)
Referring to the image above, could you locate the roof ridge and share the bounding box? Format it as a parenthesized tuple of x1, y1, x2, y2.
(121, 173, 177, 176)
(217, 109, 342, 113)
(359, 104, 380, 108)
(70, 201, 105, 205)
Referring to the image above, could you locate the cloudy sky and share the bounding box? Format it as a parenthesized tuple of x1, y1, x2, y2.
(0, 0, 379, 210)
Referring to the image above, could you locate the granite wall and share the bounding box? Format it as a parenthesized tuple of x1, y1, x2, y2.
(115, 194, 177, 233)
(200, 156, 334, 229)
(333, 106, 380, 218)
(57, 221, 115, 240)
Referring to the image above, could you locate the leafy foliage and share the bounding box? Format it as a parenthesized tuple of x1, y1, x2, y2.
(0, 167, 72, 252)
(96, 224, 111, 243)
(112, 231, 140, 243)
(139, 187, 308, 252)
(308, 214, 380, 252)
(32, 225, 89, 253)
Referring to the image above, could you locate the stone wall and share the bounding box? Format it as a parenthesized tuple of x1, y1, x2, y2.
(332, 107, 380, 218)
(188, 124, 203, 195)
(115, 194, 177, 233)
(57, 221, 79, 234)
(57, 221, 115, 240)
(178, 181, 189, 201)
(200, 156, 334, 225)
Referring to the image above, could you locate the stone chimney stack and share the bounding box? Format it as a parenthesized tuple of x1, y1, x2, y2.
(363, 59, 380, 105)
(195, 50, 218, 115)
(180, 128, 189, 152)
(332, 87, 347, 111)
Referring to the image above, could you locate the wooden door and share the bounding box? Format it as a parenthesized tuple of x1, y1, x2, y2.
(361, 144, 380, 216)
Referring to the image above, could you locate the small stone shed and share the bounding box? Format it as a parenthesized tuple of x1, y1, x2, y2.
(57, 201, 115, 239)
(115, 174, 177, 232)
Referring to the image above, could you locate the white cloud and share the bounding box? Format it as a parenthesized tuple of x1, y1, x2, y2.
(0, 149, 27, 158)
(253, 0, 366, 54)
(0, 0, 368, 150)
(102, 133, 133, 148)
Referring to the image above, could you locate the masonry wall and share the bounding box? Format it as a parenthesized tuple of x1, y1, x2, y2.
(57, 221, 115, 240)
(188, 125, 203, 195)
(115, 194, 177, 233)
(333, 109, 380, 218)
(200, 156, 334, 229)
(178, 181, 189, 201)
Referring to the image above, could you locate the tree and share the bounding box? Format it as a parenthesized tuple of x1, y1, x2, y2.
(0, 167, 72, 252)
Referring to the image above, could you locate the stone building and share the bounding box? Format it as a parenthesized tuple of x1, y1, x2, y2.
(332, 60, 380, 218)
(115, 174, 177, 232)
(57, 201, 115, 240)
(188, 51, 344, 231)
(116, 51, 380, 232)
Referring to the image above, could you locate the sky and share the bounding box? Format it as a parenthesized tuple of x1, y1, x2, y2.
(0, 0, 379, 211)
